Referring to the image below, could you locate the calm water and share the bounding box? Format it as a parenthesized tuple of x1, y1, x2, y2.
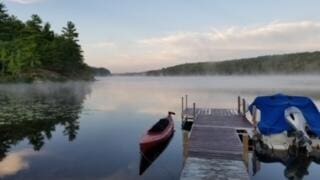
(0, 76, 320, 180)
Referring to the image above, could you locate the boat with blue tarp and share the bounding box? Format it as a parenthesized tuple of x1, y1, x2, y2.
(249, 94, 320, 151)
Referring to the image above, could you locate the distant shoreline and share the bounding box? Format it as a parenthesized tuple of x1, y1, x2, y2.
(116, 51, 320, 76)
(110, 74, 320, 78)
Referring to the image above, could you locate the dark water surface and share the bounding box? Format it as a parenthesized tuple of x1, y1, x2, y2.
(0, 76, 320, 180)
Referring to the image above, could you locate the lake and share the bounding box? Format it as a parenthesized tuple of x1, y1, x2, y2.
(0, 76, 320, 180)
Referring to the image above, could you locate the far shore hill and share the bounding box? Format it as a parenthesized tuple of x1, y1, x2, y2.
(117, 51, 320, 76)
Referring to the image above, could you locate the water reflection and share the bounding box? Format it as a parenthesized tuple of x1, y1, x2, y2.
(0, 149, 37, 177)
(139, 134, 173, 175)
(0, 82, 91, 166)
(0, 76, 319, 179)
(92, 76, 320, 115)
(253, 148, 320, 180)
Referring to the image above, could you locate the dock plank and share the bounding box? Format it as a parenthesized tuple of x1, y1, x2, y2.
(181, 108, 252, 180)
(188, 126, 243, 160)
(196, 114, 252, 128)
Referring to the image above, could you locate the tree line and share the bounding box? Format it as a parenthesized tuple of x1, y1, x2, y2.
(0, 2, 94, 81)
(146, 51, 320, 76)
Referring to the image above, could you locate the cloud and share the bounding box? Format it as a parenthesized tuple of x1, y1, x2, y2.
(139, 21, 320, 60)
(5, 0, 44, 4)
(84, 21, 320, 73)
(0, 149, 37, 177)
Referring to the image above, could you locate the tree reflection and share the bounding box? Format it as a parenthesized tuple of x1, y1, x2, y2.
(0, 82, 91, 161)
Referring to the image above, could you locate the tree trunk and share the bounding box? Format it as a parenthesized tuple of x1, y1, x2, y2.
(1, 60, 5, 75)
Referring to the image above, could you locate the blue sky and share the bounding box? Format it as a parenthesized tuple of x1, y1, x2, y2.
(3, 0, 320, 72)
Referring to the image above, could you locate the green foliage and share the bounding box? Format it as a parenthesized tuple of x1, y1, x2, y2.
(25, 14, 42, 33)
(0, 2, 94, 81)
(0, 2, 8, 22)
(62, 21, 79, 42)
(146, 52, 320, 76)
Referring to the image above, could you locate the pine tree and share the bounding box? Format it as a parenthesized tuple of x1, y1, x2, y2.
(0, 2, 8, 22)
(0, 3, 9, 40)
(0, 2, 94, 81)
(26, 14, 42, 33)
(62, 21, 79, 42)
(42, 22, 54, 40)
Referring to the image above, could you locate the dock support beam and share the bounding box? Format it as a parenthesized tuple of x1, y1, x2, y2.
(242, 98, 246, 116)
(181, 96, 184, 118)
(237, 96, 241, 115)
(193, 103, 196, 119)
(242, 134, 249, 167)
(185, 94, 188, 112)
(252, 105, 257, 134)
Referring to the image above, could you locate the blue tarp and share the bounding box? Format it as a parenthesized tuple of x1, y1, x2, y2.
(249, 94, 320, 137)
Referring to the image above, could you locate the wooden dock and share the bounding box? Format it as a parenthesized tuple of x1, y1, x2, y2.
(180, 96, 253, 180)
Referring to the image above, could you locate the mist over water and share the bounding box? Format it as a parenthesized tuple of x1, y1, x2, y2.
(0, 75, 319, 179)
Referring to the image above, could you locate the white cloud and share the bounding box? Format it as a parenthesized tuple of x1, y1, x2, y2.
(139, 21, 320, 60)
(0, 149, 37, 177)
(84, 21, 320, 73)
(5, 0, 44, 4)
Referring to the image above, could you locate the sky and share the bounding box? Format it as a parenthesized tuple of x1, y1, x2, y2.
(3, 0, 320, 73)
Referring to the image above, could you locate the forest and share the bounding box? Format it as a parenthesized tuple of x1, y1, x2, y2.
(146, 51, 320, 76)
(0, 2, 106, 82)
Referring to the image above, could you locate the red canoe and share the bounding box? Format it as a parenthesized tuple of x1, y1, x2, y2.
(140, 112, 175, 153)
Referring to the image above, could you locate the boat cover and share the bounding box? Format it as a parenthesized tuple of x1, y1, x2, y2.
(249, 94, 320, 137)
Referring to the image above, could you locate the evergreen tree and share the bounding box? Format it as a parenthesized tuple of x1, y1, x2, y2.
(62, 21, 79, 42)
(0, 3, 9, 40)
(26, 14, 42, 33)
(42, 22, 54, 40)
(0, 2, 8, 22)
(0, 2, 97, 81)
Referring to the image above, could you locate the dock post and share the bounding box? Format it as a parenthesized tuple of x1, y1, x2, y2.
(185, 94, 188, 112)
(182, 96, 184, 118)
(242, 98, 246, 116)
(252, 105, 257, 134)
(243, 134, 249, 167)
(193, 103, 196, 119)
(237, 96, 241, 115)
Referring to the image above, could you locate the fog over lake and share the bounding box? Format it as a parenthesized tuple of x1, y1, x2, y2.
(0, 75, 319, 180)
